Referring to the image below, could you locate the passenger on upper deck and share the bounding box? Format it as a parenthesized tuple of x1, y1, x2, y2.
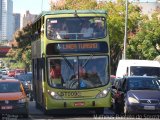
(57, 22, 69, 39)
(47, 23, 57, 39)
(80, 21, 93, 39)
(94, 21, 104, 37)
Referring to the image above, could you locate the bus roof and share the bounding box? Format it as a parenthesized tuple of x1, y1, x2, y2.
(33, 10, 107, 24)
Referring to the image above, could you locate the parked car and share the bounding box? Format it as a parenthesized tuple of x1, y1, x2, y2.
(112, 76, 160, 115)
(1, 69, 7, 75)
(14, 69, 25, 77)
(0, 79, 28, 117)
(15, 73, 32, 95)
(7, 70, 15, 77)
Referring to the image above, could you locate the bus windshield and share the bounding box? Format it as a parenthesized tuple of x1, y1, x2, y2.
(130, 66, 160, 77)
(48, 56, 109, 89)
(46, 17, 106, 40)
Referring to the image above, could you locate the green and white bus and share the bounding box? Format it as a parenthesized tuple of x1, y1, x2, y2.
(31, 10, 111, 114)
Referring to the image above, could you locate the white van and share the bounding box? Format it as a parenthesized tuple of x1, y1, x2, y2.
(116, 59, 160, 78)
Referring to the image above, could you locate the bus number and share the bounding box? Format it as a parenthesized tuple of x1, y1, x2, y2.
(58, 91, 81, 97)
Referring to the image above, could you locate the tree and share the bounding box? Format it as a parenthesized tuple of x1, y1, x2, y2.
(7, 24, 32, 70)
(94, 0, 142, 74)
(127, 10, 160, 60)
(50, 0, 97, 10)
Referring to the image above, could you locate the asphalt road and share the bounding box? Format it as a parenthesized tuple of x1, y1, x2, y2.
(27, 101, 160, 120)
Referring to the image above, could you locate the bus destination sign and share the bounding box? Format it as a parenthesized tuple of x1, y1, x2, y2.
(46, 42, 108, 55)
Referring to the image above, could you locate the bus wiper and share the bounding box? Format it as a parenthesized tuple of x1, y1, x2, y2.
(62, 56, 74, 70)
(82, 54, 93, 68)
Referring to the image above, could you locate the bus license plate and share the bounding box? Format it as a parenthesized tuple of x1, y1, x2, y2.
(144, 106, 155, 110)
(74, 102, 85, 107)
(1, 106, 13, 110)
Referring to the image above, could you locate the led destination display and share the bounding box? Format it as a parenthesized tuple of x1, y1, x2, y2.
(46, 42, 108, 55)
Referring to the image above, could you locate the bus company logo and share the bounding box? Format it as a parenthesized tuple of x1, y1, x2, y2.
(58, 91, 81, 97)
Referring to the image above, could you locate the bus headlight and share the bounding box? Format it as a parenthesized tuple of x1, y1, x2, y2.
(128, 97, 139, 104)
(48, 90, 62, 100)
(96, 88, 111, 98)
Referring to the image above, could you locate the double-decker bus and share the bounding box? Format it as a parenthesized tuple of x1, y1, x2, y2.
(31, 10, 111, 114)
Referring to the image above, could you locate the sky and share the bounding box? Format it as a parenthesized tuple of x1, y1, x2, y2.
(13, 0, 51, 15)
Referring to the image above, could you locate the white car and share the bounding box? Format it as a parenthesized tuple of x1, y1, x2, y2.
(1, 69, 7, 75)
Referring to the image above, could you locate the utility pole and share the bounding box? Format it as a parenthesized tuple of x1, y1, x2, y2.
(41, 0, 44, 12)
(123, 0, 128, 59)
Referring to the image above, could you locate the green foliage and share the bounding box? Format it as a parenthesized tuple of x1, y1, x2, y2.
(127, 13, 160, 60)
(9, 24, 32, 70)
(9, 62, 26, 69)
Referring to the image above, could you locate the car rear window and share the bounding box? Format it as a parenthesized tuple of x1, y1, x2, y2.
(0, 82, 21, 93)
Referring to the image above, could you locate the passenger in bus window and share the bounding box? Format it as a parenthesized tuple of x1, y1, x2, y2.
(80, 21, 93, 38)
(70, 66, 86, 80)
(94, 21, 104, 37)
(68, 67, 94, 89)
(88, 66, 101, 86)
(47, 23, 57, 39)
(57, 22, 69, 39)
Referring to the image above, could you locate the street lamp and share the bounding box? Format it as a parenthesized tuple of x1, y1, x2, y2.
(123, 0, 128, 59)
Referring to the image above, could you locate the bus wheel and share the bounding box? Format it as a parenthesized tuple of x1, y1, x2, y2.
(95, 108, 104, 115)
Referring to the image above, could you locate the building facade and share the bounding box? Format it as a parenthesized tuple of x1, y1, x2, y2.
(13, 13, 20, 32)
(133, 1, 160, 17)
(22, 10, 37, 27)
(0, 0, 14, 41)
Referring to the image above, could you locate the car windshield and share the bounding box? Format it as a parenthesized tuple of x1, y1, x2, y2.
(48, 56, 109, 89)
(128, 77, 160, 90)
(0, 82, 21, 93)
(130, 66, 160, 77)
(46, 17, 106, 40)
